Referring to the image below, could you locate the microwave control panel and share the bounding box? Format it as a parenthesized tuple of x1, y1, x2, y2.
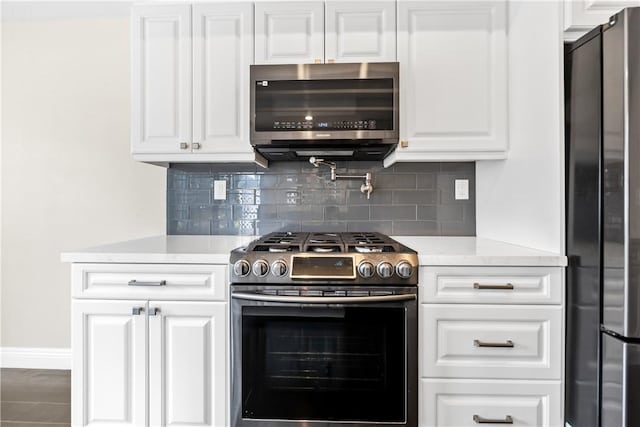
(271, 120, 377, 131)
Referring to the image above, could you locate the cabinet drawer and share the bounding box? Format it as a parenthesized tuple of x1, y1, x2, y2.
(420, 379, 562, 427)
(420, 266, 563, 304)
(72, 263, 228, 301)
(421, 305, 561, 380)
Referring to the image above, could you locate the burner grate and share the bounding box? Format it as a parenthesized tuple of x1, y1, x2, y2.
(303, 233, 344, 253)
(250, 231, 306, 252)
(245, 231, 407, 254)
(343, 232, 400, 253)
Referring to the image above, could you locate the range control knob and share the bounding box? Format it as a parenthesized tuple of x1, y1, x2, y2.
(377, 261, 394, 279)
(252, 260, 270, 277)
(271, 260, 288, 277)
(233, 260, 250, 277)
(396, 261, 413, 279)
(358, 261, 375, 278)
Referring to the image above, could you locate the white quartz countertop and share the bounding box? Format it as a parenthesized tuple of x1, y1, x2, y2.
(61, 235, 256, 264)
(61, 235, 566, 267)
(394, 236, 566, 266)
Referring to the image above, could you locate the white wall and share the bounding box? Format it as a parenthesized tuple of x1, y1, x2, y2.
(1, 3, 166, 349)
(476, 1, 565, 254)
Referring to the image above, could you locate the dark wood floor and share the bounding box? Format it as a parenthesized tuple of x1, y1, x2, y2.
(1, 369, 70, 426)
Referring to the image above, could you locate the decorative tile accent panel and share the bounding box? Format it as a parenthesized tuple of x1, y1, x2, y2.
(167, 162, 475, 236)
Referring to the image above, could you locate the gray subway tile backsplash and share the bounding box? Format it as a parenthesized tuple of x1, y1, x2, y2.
(370, 205, 416, 221)
(392, 189, 438, 205)
(167, 161, 475, 236)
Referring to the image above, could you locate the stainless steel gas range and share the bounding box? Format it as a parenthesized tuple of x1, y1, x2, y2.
(229, 232, 418, 427)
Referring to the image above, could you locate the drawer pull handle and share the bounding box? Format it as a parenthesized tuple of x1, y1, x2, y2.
(474, 339, 514, 348)
(128, 280, 167, 287)
(473, 283, 514, 290)
(473, 415, 514, 424)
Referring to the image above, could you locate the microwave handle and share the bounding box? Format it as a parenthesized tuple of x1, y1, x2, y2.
(231, 292, 416, 304)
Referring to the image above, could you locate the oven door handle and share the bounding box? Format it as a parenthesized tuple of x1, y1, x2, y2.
(231, 292, 416, 304)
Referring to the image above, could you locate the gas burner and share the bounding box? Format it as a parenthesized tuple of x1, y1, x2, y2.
(354, 246, 384, 253)
(312, 246, 338, 253)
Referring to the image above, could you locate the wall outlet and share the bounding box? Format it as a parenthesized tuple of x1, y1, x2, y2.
(454, 179, 469, 200)
(214, 180, 227, 200)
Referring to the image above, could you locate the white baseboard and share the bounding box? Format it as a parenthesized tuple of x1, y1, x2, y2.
(0, 347, 71, 370)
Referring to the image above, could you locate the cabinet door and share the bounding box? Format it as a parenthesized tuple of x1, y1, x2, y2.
(72, 300, 147, 427)
(255, 2, 324, 64)
(325, 1, 396, 63)
(193, 3, 254, 155)
(131, 5, 192, 154)
(395, 1, 507, 161)
(149, 301, 227, 427)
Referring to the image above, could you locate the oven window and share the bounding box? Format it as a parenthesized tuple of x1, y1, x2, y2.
(241, 306, 405, 422)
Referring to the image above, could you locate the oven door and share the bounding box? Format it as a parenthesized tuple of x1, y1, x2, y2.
(231, 288, 417, 427)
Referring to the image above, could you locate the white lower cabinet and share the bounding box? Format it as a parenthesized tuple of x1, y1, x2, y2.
(149, 301, 227, 427)
(420, 379, 562, 427)
(72, 279, 228, 427)
(421, 305, 561, 380)
(72, 300, 148, 427)
(419, 266, 564, 427)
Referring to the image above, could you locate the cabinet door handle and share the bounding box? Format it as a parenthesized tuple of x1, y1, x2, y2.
(474, 339, 514, 348)
(473, 283, 514, 290)
(192, 142, 201, 150)
(473, 415, 513, 424)
(327, 58, 335, 63)
(314, 58, 322, 64)
(400, 140, 409, 148)
(128, 280, 167, 287)
(149, 307, 160, 316)
(180, 142, 189, 150)
(132, 307, 144, 315)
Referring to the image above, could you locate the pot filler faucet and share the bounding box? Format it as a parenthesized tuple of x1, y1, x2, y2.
(309, 157, 374, 199)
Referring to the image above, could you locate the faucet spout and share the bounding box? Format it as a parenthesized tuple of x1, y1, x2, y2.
(309, 157, 374, 198)
(361, 172, 373, 199)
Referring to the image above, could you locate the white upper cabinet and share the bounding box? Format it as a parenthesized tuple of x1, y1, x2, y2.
(132, 3, 262, 165)
(131, 5, 192, 155)
(255, 2, 325, 64)
(564, 0, 639, 41)
(387, 0, 508, 165)
(193, 3, 253, 155)
(325, 1, 397, 63)
(254, 1, 394, 65)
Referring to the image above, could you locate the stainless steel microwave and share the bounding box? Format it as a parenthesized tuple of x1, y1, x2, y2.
(249, 62, 399, 161)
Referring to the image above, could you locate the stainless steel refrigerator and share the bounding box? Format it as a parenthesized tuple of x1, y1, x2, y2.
(565, 7, 640, 427)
